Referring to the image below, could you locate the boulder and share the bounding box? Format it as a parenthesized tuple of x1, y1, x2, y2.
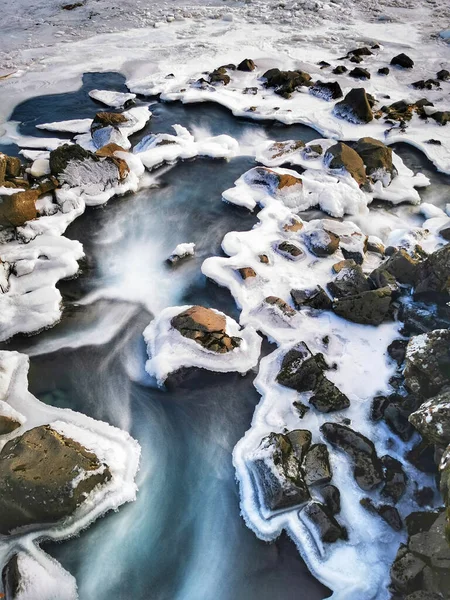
(430, 111, 450, 126)
(309, 375, 350, 413)
(387, 339, 408, 365)
(262, 68, 312, 97)
(391, 545, 427, 593)
(349, 67, 370, 79)
(327, 265, 371, 299)
(332, 65, 348, 74)
(415, 243, 450, 299)
(374, 249, 420, 285)
(344, 46, 373, 58)
(302, 443, 332, 485)
(237, 59, 256, 72)
(332, 287, 392, 325)
(253, 433, 310, 511)
(287, 429, 312, 463)
(90, 111, 128, 134)
(381, 455, 407, 503)
(437, 69, 449, 81)
(399, 300, 450, 335)
(0, 190, 39, 228)
(360, 497, 403, 531)
(302, 501, 347, 543)
(209, 68, 231, 85)
(334, 88, 373, 124)
(49, 143, 96, 176)
(304, 229, 340, 257)
(409, 388, 450, 446)
(391, 53, 414, 68)
(309, 81, 343, 100)
(276, 343, 327, 392)
(320, 484, 341, 515)
(332, 258, 357, 273)
(0, 425, 111, 534)
(171, 306, 241, 353)
(404, 329, 450, 396)
(320, 422, 384, 490)
(354, 137, 395, 184)
(324, 142, 367, 186)
(378, 67, 390, 75)
(290, 286, 332, 310)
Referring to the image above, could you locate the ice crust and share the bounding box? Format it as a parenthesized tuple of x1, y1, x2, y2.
(0, 350, 141, 599)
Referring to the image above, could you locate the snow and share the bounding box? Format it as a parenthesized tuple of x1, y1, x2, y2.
(143, 305, 262, 385)
(0, 350, 140, 600)
(88, 89, 136, 108)
(36, 118, 92, 134)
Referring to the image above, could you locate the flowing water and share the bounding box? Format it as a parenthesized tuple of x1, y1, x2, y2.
(1, 72, 449, 600)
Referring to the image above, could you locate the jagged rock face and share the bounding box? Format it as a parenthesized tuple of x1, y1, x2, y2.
(0, 190, 39, 228)
(333, 88, 373, 124)
(354, 137, 395, 184)
(253, 432, 310, 511)
(332, 286, 392, 325)
(276, 343, 327, 392)
(0, 425, 111, 534)
(409, 388, 450, 447)
(404, 329, 450, 397)
(171, 306, 241, 353)
(320, 422, 384, 490)
(309, 80, 343, 100)
(304, 229, 340, 257)
(415, 244, 450, 299)
(324, 142, 367, 186)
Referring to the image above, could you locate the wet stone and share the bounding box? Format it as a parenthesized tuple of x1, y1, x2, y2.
(360, 497, 403, 531)
(302, 443, 332, 486)
(320, 484, 341, 515)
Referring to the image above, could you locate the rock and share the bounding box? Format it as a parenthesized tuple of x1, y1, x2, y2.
(0, 425, 111, 534)
(304, 229, 340, 257)
(264, 296, 296, 317)
(290, 286, 332, 311)
(372, 249, 420, 286)
(209, 68, 231, 85)
(437, 69, 450, 81)
(378, 67, 390, 75)
(381, 455, 407, 503)
(253, 433, 310, 511)
(2, 554, 21, 599)
(332, 287, 392, 326)
(309, 375, 350, 413)
(320, 422, 384, 490)
(349, 67, 371, 79)
(391, 53, 414, 68)
(371, 395, 390, 421)
(90, 111, 128, 134)
(408, 512, 450, 569)
(414, 487, 435, 508)
(327, 265, 371, 299)
(430, 111, 450, 126)
(318, 60, 331, 68)
(360, 497, 403, 531)
(237, 59, 256, 72)
(283, 216, 304, 232)
(332, 259, 357, 273)
(440, 447, 450, 544)
(293, 401, 310, 419)
(238, 267, 257, 280)
(404, 329, 450, 397)
(171, 306, 241, 353)
(276, 240, 304, 261)
(415, 244, 450, 299)
(302, 443, 332, 485)
(259, 254, 269, 264)
(409, 388, 450, 446)
(354, 137, 395, 184)
(339, 231, 368, 265)
(324, 142, 367, 186)
(334, 88, 373, 124)
(266, 140, 305, 160)
(95, 143, 128, 158)
(383, 399, 417, 441)
(49, 143, 96, 176)
(302, 501, 347, 543)
(399, 300, 450, 335)
(387, 339, 408, 365)
(262, 68, 312, 97)
(91, 125, 128, 151)
(391, 545, 427, 593)
(332, 65, 348, 74)
(344, 46, 373, 58)
(404, 592, 443, 600)
(0, 190, 39, 228)
(303, 144, 323, 158)
(287, 429, 312, 462)
(0, 415, 21, 436)
(4, 156, 22, 179)
(309, 81, 343, 100)
(277, 173, 303, 189)
(412, 79, 440, 91)
(405, 510, 443, 537)
(320, 484, 341, 515)
(407, 440, 438, 474)
(277, 343, 327, 392)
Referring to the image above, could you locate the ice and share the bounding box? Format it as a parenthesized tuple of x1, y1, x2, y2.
(88, 89, 136, 108)
(29, 156, 50, 176)
(36, 118, 93, 134)
(143, 305, 262, 385)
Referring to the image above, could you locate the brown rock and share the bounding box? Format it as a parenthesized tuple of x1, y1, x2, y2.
(325, 142, 367, 186)
(95, 143, 128, 157)
(0, 190, 39, 228)
(238, 267, 257, 280)
(277, 173, 302, 189)
(171, 306, 241, 353)
(0, 416, 21, 436)
(91, 112, 128, 133)
(283, 217, 303, 232)
(264, 296, 296, 317)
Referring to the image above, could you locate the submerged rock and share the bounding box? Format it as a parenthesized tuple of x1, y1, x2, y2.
(171, 306, 241, 353)
(302, 501, 347, 543)
(333, 88, 373, 124)
(332, 287, 392, 325)
(0, 425, 111, 534)
(324, 142, 367, 186)
(320, 422, 384, 490)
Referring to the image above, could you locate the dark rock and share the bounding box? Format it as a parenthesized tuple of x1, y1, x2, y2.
(381, 455, 407, 503)
(339, 232, 368, 265)
(413, 487, 435, 508)
(345, 46, 373, 58)
(320, 484, 341, 515)
(391, 53, 414, 68)
(0, 415, 21, 435)
(360, 497, 403, 530)
(429, 111, 450, 126)
(49, 143, 96, 176)
(437, 69, 449, 81)
(354, 136, 395, 183)
(408, 512, 450, 568)
(406, 510, 443, 537)
(371, 395, 390, 421)
(391, 545, 426, 593)
(387, 339, 408, 365)
(276, 240, 304, 261)
(415, 244, 450, 299)
(373, 249, 420, 286)
(209, 68, 231, 85)
(303, 143, 323, 158)
(425, 139, 442, 145)
(332, 258, 357, 273)
(398, 300, 450, 335)
(332, 65, 348, 74)
(302, 444, 332, 485)
(287, 429, 311, 462)
(349, 67, 371, 79)
(334, 88, 373, 124)
(290, 286, 332, 311)
(171, 306, 241, 353)
(327, 265, 370, 299)
(304, 229, 340, 257)
(302, 501, 347, 543)
(237, 59, 256, 71)
(2, 554, 21, 599)
(293, 401, 310, 418)
(264, 296, 296, 317)
(320, 422, 384, 490)
(409, 388, 450, 446)
(277, 343, 327, 392)
(309, 375, 350, 413)
(412, 79, 440, 90)
(404, 592, 443, 600)
(253, 433, 310, 511)
(378, 67, 390, 75)
(309, 80, 343, 100)
(383, 397, 417, 441)
(0, 190, 39, 228)
(406, 440, 438, 474)
(318, 61, 331, 68)
(324, 142, 367, 185)
(439, 225, 450, 241)
(262, 68, 312, 97)
(404, 329, 450, 396)
(332, 287, 392, 325)
(0, 425, 111, 534)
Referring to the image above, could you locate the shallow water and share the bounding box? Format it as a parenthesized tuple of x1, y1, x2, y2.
(1, 74, 331, 600)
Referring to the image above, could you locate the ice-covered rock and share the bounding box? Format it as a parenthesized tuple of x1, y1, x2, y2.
(88, 89, 136, 108)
